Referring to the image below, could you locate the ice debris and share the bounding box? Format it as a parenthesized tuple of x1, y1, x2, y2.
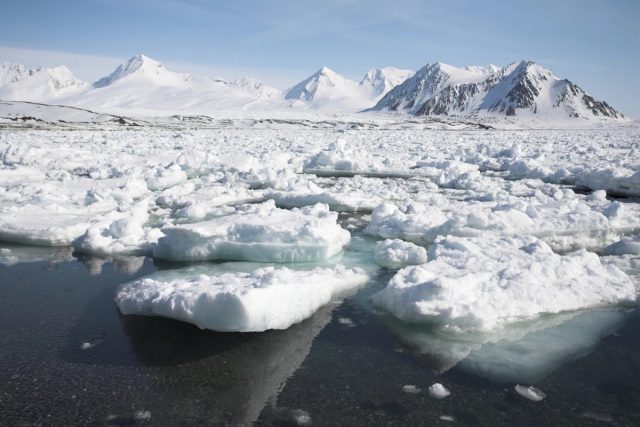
(514, 385, 546, 401)
(428, 383, 450, 399)
(402, 384, 421, 394)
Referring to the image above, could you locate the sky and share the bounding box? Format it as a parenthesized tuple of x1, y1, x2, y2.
(1, 0, 638, 117)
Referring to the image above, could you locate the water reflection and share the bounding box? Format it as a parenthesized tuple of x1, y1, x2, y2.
(0, 242, 74, 266)
(380, 308, 635, 384)
(119, 305, 334, 425)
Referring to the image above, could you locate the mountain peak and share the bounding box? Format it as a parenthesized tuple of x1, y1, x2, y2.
(94, 54, 181, 88)
(0, 62, 29, 87)
(370, 59, 624, 120)
(316, 66, 338, 78)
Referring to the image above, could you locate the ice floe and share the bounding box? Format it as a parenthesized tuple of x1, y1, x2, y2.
(153, 201, 351, 262)
(372, 235, 636, 332)
(115, 264, 369, 332)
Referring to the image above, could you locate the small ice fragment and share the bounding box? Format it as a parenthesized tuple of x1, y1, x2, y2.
(338, 317, 356, 327)
(440, 415, 456, 422)
(294, 414, 311, 426)
(290, 409, 312, 426)
(428, 383, 450, 399)
(402, 385, 421, 394)
(582, 411, 615, 423)
(515, 384, 546, 401)
(80, 342, 93, 350)
(133, 410, 151, 421)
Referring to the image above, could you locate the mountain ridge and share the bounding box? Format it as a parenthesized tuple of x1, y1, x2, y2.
(0, 55, 626, 120)
(370, 60, 624, 120)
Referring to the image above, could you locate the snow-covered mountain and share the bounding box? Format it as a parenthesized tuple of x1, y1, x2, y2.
(0, 63, 30, 87)
(0, 55, 280, 113)
(0, 64, 88, 101)
(68, 54, 280, 113)
(0, 55, 625, 122)
(370, 60, 624, 120)
(283, 66, 413, 110)
(359, 67, 415, 98)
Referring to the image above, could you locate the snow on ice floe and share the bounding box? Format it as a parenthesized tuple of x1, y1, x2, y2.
(115, 264, 369, 332)
(374, 239, 428, 269)
(153, 201, 351, 262)
(372, 235, 636, 332)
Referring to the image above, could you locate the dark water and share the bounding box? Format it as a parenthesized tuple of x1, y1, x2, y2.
(1, 249, 640, 426)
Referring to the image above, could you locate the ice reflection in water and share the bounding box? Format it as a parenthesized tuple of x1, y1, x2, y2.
(378, 307, 636, 383)
(119, 305, 333, 425)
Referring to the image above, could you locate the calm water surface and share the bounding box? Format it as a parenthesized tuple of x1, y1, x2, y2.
(1, 244, 639, 426)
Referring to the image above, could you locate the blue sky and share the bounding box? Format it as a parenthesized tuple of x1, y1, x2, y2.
(1, 0, 638, 117)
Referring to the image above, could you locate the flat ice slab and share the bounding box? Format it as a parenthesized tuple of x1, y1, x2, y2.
(372, 235, 636, 332)
(153, 200, 350, 262)
(115, 265, 369, 332)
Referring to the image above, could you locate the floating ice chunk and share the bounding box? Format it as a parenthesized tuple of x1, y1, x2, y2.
(372, 235, 636, 332)
(402, 385, 421, 394)
(514, 385, 546, 401)
(292, 411, 312, 426)
(338, 317, 356, 327)
(153, 201, 351, 262)
(603, 235, 640, 255)
(374, 239, 428, 269)
(439, 415, 456, 422)
(428, 383, 450, 399)
(115, 265, 369, 332)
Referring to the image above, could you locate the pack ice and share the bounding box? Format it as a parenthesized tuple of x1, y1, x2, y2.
(372, 235, 636, 332)
(115, 265, 369, 332)
(153, 201, 351, 262)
